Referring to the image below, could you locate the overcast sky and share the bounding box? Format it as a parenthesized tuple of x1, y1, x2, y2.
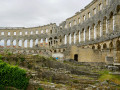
(0, 0, 92, 27)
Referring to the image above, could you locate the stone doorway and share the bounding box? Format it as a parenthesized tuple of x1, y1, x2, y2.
(74, 54, 78, 61)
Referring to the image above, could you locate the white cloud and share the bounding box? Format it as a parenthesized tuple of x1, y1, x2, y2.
(0, 0, 92, 27)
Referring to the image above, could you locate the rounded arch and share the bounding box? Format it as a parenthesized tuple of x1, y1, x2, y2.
(109, 11, 114, 19)
(7, 39, 11, 46)
(54, 50, 56, 53)
(54, 36, 58, 39)
(109, 41, 113, 49)
(13, 40, 16, 46)
(103, 43, 107, 49)
(97, 44, 101, 50)
(116, 5, 120, 13)
(18, 40, 22, 47)
(49, 37, 52, 40)
(92, 45, 95, 49)
(63, 49, 66, 52)
(116, 40, 120, 51)
(0, 40, 4, 46)
(35, 39, 38, 45)
(24, 40, 27, 48)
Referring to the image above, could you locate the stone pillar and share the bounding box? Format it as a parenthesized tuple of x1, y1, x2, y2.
(11, 40, 13, 48)
(65, 35, 67, 45)
(79, 31, 81, 42)
(33, 40, 35, 47)
(109, 15, 113, 33)
(40, 39, 43, 47)
(44, 39, 46, 47)
(76, 32, 79, 43)
(74, 33, 76, 44)
(58, 38, 60, 46)
(27, 40, 30, 48)
(16, 40, 19, 48)
(94, 25, 96, 39)
(86, 29, 89, 41)
(114, 13, 120, 31)
(103, 18, 107, 36)
(22, 40, 24, 48)
(63, 36, 65, 45)
(106, 19, 108, 34)
(69, 34, 72, 44)
(91, 27, 94, 40)
(96, 24, 99, 38)
(81, 31, 84, 42)
(88, 27, 91, 40)
(4, 39, 7, 48)
(71, 34, 74, 44)
(67, 35, 69, 44)
(84, 29, 86, 42)
(100, 22, 103, 37)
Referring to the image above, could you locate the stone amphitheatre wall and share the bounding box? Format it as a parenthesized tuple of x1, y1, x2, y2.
(0, 0, 120, 64)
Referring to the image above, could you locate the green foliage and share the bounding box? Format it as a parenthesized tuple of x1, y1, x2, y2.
(0, 60, 29, 90)
(0, 54, 2, 60)
(98, 70, 109, 75)
(0, 85, 5, 90)
(37, 87, 44, 90)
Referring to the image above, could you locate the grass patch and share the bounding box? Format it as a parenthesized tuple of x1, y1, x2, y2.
(99, 70, 120, 85)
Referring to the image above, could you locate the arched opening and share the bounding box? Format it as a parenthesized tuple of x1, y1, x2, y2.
(86, 27, 89, 41)
(109, 42, 113, 52)
(59, 49, 61, 52)
(64, 35, 67, 44)
(49, 37, 52, 46)
(73, 32, 76, 44)
(103, 43, 107, 49)
(45, 38, 48, 45)
(35, 39, 38, 45)
(116, 40, 120, 51)
(103, 16, 107, 35)
(109, 42, 113, 49)
(50, 30, 52, 34)
(24, 40, 27, 48)
(30, 39, 33, 48)
(0, 40, 4, 46)
(74, 54, 78, 61)
(13, 40, 16, 46)
(93, 24, 96, 39)
(54, 36, 57, 46)
(81, 29, 85, 41)
(19, 40, 22, 47)
(54, 50, 56, 53)
(92, 45, 95, 49)
(40, 39, 43, 46)
(109, 12, 114, 32)
(97, 44, 101, 50)
(7, 40, 10, 46)
(98, 21, 102, 37)
(116, 5, 120, 13)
